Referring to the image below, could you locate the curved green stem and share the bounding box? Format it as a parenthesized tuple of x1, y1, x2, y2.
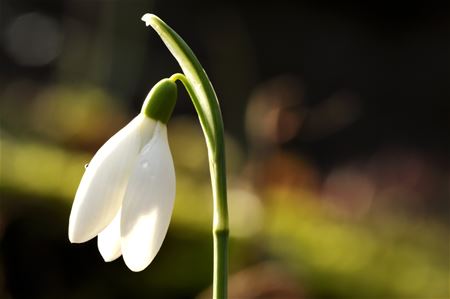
(142, 14, 229, 299)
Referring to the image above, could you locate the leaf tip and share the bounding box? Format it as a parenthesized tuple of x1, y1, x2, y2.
(141, 13, 156, 27)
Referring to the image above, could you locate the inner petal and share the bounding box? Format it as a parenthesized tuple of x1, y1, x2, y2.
(97, 209, 122, 262)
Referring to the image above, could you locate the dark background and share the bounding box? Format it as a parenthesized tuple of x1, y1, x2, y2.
(1, 0, 449, 298)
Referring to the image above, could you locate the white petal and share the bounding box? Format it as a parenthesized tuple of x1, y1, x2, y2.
(69, 115, 156, 243)
(121, 123, 176, 272)
(97, 209, 122, 262)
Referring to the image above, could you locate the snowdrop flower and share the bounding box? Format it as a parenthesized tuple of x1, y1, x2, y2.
(68, 78, 177, 272)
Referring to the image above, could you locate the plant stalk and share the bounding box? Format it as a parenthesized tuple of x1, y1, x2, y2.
(144, 14, 229, 299)
(171, 73, 228, 299)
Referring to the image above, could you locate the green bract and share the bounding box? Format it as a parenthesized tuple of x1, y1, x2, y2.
(141, 78, 178, 124)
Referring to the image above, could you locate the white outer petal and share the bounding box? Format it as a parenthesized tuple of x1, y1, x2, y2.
(69, 115, 155, 243)
(121, 123, 176, 272)
(97, 209, 122, 262)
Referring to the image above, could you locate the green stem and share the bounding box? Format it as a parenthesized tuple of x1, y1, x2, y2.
(143, 14, 229, 299)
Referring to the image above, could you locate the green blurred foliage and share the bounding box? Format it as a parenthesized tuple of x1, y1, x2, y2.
(1, 97, 448, 298)
(265, 190, 448, 298)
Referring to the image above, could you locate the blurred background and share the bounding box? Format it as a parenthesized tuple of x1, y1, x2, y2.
(1, 0, 449, 298)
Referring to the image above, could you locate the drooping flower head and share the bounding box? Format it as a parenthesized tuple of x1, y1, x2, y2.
(69, 78, 178, 272)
